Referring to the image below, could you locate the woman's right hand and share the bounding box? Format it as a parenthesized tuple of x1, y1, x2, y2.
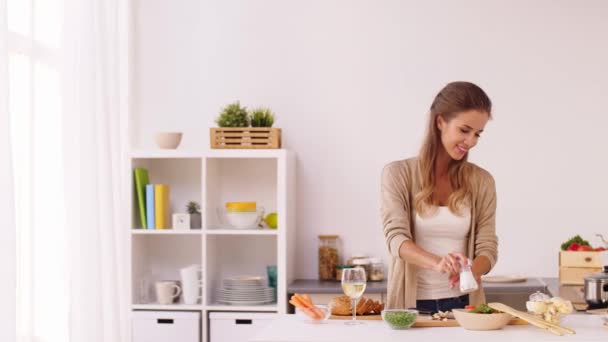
(433, 252, 467, 275)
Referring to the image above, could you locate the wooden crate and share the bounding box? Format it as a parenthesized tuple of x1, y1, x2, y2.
(558, 251, 603, 285)
(210, 127, 281, 149)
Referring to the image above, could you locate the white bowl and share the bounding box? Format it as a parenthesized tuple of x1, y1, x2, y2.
(220, 209, 265, 229)
(452, 309, 512, 330)
(155, 132, 183, 149)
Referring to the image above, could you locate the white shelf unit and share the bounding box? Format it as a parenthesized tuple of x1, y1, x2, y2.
(127, 149, 296, 342)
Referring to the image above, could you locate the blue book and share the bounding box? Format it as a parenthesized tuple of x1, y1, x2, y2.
(146, 184, 156, 230)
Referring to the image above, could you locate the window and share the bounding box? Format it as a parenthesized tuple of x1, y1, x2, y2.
(8, 0, 68, 341)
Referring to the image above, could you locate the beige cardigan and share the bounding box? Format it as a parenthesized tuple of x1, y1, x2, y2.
(381, 158, 498, 309)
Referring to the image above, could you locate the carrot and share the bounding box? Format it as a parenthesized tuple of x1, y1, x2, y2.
(302, 294, 313, 305)
(296, 294, 327, 320)
(294, 293, 313, 308)
(291, 296, 309, 309)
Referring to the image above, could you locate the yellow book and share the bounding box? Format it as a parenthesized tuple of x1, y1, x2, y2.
(154, 184, 170, 229)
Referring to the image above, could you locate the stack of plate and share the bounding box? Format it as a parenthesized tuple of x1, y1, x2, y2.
(219, 276, 275, 305)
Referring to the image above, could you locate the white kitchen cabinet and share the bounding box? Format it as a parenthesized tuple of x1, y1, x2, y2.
(209, 312, 277, 342)
(132, 311, 200, 342)
(126, 149, 297, 342)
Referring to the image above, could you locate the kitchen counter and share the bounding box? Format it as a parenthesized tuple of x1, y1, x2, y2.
(251, 314, 607, 342)
(289, 277, 550, 311)
(289, 277, 549, 294)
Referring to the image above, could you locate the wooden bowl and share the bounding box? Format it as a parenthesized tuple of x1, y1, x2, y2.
(452, 309, 512, 330)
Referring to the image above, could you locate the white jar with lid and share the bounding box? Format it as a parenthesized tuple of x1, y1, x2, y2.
(368, 257, 385, 282)
(352, 258, 371, 281)
(347, 253, 368, 266)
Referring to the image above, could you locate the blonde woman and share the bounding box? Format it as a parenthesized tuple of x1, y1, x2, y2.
(381, 81, 498, 313)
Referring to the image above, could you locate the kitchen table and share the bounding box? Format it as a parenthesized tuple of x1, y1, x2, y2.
(251, 314, 607, 342)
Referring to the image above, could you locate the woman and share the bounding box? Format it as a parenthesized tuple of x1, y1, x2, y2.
(381, 81, 498, 313)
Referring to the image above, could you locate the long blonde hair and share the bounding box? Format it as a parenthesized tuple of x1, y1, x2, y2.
(414, 82, 492, 216)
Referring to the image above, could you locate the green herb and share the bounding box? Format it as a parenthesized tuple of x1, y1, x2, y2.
(560, 235, 590, 251)
(470, 304, 498, 314)
(383, 311, 417, 329)
(250, 107, 275, 127)
(216, 101, 250, 127)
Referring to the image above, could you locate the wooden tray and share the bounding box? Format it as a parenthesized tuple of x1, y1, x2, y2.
(329, 315, 528, 327)
(210, 127, 281, 149)
(482, 275, 527, 283)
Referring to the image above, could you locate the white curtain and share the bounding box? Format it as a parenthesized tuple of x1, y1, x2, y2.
(7, 0, 129, 341)
(61, 0, 129, 341)
(0, 0, 17, 341)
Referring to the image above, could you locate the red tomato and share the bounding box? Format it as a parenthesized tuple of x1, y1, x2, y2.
(594, 247, 606, 251)
(465, 305, 476, 310)
(578, 245, 592, 251)
(567, 243, 580, 251)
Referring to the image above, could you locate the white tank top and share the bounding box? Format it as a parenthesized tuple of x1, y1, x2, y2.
(414, 206, 471, 300)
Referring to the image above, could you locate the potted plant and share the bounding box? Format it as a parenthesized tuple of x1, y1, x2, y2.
(187, 201, 201, 229)
(215, 101, 249, 127)
(210, 101, 281, 149)
(250, 107, 275, 127)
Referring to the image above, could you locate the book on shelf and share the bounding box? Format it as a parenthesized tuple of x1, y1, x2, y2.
(133, 168, 149, 229)
(154, 184, 170, 229)
(146, 184, 156, 229)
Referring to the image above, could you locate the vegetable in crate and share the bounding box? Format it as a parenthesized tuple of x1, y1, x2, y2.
(560, 235, 590, 251)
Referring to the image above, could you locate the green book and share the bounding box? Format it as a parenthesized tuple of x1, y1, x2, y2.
(133, 168, 150, 228)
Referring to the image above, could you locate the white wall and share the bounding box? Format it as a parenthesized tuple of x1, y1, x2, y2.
(132, 0, 608, 278)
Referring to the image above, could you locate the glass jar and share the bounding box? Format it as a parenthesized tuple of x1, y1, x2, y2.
(318, 235, 340, 280)
(351, 258, 371, 281)
(368, 258, 385, 281)
(335, 265, 354, 282)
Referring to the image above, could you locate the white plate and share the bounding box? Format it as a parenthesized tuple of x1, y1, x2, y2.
(218, 299, 274, 305)
(224, 276, 263, 282)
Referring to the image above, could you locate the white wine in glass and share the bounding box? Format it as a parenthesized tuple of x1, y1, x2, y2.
(341, 267, 366, 325)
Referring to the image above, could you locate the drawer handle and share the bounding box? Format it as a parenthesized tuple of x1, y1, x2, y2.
(584, 257, 592, 262)
(236, 319, 252, 325)
(157, 319, 174, 324)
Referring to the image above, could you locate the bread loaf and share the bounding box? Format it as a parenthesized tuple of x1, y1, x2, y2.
(329, 295, 385, 316)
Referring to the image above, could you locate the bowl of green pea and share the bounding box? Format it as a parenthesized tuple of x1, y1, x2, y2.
(381, 309, 418, 329)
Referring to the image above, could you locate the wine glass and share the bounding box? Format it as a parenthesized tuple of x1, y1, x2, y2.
(341, 267, 367, 325)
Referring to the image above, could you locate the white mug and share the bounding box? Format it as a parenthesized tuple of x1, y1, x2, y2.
(155, 281, 181, 305)
(180, 265, 203, 305)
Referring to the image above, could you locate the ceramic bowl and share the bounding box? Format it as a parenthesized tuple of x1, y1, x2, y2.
(452, 309, 512, 330)
(218, 207, 265, 229)
(155, 132, 183, 149)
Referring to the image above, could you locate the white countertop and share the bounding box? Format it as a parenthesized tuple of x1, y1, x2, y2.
(251, 314, 607, 342)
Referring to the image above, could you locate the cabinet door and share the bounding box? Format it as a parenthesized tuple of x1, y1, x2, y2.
(210, 313, 276, 342)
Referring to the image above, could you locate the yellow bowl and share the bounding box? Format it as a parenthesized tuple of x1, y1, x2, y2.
(225, 202, 256, 212)
(452, 309, 512, 330)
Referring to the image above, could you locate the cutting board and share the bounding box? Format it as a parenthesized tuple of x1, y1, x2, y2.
(329, 315, 528, 327)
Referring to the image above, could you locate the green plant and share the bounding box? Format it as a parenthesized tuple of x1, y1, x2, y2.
(250, 107, 275, 127)
(216, 101, 249, 127)
(186, 201, 201, 215)
(561, 235, 590, 251)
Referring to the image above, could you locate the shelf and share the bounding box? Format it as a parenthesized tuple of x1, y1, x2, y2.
(130, 150, 202, 159)
(205, 304, 277, 312)
(130, 149, 289, 159)
(132, 303, 203, 310)
(206, 149, 287, 159)
(205, 229, 277, 236)
(132, 229, 203, 235)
